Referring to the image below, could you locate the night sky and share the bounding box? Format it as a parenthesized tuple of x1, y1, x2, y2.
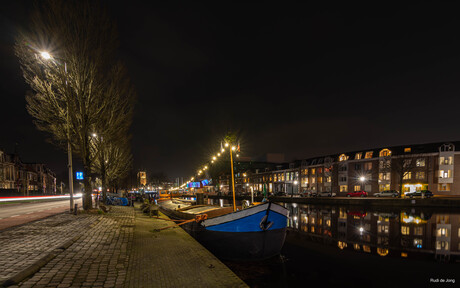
(2, 1, 460, 182)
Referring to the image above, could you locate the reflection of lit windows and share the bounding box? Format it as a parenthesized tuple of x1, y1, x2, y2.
(311, 177, 316, 184)
(326, 176, 331, 183)
(377, 248, 388, 256)
(414, 239, 423, 248)
(436, 241, 449, 250)
(377, 236, 389, 245)
(311, 226, 315, 233)
(363, 245, 371, 253)
(326, 219, 331, 227)
(401, 226, 410, 235)
(338, 241, 347, 249)
(401, 252, 408, 257)
(378, 224, 389, 234)
(414, 227, 423, 236)
(354, 244, 360, 250)
(310, 217, 315, 224)
(437, 228, 448, 237)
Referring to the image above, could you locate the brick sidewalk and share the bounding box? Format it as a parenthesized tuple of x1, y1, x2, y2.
(3, 205, 247, 287)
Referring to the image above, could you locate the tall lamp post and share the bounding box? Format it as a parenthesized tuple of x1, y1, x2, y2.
(40, 51, 74, 212)
(359, 176, 366, 193)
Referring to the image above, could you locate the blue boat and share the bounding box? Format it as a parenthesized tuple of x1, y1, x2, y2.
(160, 200, 289, 261)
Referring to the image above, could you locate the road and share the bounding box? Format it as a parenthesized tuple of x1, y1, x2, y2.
(0, 198, 82, 230)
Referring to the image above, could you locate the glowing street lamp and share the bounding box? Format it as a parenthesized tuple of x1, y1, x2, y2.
(40, 51, 74, 212)
(40, 51, 51, 60)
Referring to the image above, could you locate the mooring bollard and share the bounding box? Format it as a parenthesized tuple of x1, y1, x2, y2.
(74, 203, 78, 215)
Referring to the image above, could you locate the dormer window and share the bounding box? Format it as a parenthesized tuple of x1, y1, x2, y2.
(440, 143, 455, 152)
(365, 151, 373, 159)
(355, 153, 362, 160)
(379, 149, 392, 157)
(339, 154, 348, 161)
(404, 148, 411, 153)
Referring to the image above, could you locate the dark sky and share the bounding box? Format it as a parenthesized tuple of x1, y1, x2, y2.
(2, 1, 460, 181)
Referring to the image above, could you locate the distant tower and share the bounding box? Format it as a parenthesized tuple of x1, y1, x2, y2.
(137, 171, 147, 187)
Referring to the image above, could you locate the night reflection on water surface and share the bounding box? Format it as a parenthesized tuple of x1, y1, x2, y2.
(215, 200, 460, 288)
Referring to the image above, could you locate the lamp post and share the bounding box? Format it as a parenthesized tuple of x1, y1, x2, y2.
(229, 145, 237, 211)
(359, 176, 366, 193)
(40, 51, 74, 212)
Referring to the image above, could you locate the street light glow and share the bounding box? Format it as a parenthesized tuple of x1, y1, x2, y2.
(232, 146, 236, 151)
(225, 143, 229, 147)
(40, 51, 51, 60)
(359, 176, 366, 182)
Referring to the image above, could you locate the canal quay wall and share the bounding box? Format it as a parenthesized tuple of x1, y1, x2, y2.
(208, 195, 460, 208)
(0, 205, 247, 288)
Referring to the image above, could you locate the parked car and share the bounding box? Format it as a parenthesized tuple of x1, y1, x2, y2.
(404, 190, 434, 198)
(274, 191, 286, 196)
(346, 191, 368, 197)
(318, 191, 336, 197)
(374, 190, 400, 198)
(302, 191, 317, 197)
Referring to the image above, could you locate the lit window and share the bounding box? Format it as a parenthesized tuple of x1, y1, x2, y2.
(436, 241, 449, 250)
(404, 147, 411, 153)
(354, 185, 361, 192)
(414, 227, 423, 236)
(365, 151, 373, 159)
(355, 153, 362, 160)
(416, 158, 425, 167)
(379, 149, 392, 157)
(318, 177, 323, 183)
(439, 170, 452, 178)
(403, 172, 411, 180)
(415, 172, 425, 179)
(364, 162, 372, 170)
(326, 176, 331, 183)
(440, 156, 453, 165)
(340, 185, 348, 192)
(401, 226, 410, 235)
(413, 239, 423, 248)
(311, 177, 316, 184)
(311, 168, 315, 175)
(437, 228, 448, 237)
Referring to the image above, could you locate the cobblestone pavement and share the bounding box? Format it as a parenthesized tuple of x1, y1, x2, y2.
(0, 212, 98, 285)
(125, 207, 247, 288)
(4, 205, 247, 288)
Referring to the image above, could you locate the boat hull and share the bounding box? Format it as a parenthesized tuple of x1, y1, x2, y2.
(159, 201, 289, 261)
(184, 223, 287, 261)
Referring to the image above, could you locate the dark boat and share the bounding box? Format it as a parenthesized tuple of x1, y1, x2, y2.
(159, 199, 289, 261)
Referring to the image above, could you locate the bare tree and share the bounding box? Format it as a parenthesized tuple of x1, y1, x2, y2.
(15, 0, 132, 209)
(391, 154, 431, 197)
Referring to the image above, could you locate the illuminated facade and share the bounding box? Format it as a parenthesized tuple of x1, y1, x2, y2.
(235, 141, 460, 196)
(137, 171, 147, 187)
(0, 148, 56, 195)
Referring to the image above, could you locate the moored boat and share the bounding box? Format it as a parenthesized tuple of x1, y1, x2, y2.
(159, 200, 289, 261)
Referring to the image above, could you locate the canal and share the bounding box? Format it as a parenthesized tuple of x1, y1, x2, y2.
(210, 200, 460, 287)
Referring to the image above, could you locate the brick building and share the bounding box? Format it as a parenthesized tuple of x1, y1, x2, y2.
(231, 141, 460, 196)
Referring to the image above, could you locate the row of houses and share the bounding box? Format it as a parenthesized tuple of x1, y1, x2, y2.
(0, 148, 57, 196)
(215, 141, 460, 196)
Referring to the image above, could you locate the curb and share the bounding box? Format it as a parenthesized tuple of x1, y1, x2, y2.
(0, 217, 102, 287)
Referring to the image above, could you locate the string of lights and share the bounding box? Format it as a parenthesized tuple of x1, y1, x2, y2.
(171, 141, 240, 191)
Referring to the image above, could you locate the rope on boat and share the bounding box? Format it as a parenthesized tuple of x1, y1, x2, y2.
(154, 214, 208, 231)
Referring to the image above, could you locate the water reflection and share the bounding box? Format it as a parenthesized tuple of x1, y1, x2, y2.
(285, 203, 460, 262)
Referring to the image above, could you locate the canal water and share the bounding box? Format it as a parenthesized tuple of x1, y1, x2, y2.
(210, 200, 460, 287)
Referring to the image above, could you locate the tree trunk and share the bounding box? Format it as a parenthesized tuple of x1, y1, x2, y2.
(83, 164, 92, 210)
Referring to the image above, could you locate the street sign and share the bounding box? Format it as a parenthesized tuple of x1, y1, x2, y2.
(76, 172, 84, 180)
